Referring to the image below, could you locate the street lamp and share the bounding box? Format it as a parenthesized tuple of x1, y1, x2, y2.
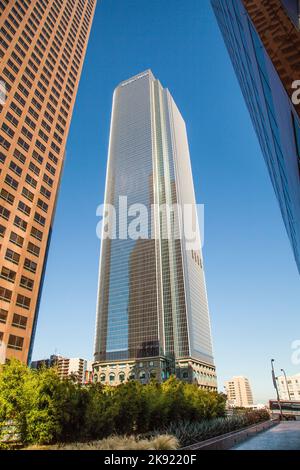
(281, 368, 292, 401)
(271, 359, 283, 420)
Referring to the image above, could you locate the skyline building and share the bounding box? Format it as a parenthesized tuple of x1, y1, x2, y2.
(225, 376, 254, 407)
(0, 0, 97, 364)
(277, 372, 300, 401)
(211, 0, 300, 273)
(93, 70, 217, 389)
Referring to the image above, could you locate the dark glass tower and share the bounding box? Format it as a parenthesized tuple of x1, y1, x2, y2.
(211, 0, 300, 273)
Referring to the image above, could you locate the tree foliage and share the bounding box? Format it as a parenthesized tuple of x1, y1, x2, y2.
(0, 359, 228, 445)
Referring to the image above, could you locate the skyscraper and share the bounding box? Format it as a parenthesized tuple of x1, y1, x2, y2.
(211, 0, 300, 273)
(0, 0, 97, 364)
(93, 71, 217, 389)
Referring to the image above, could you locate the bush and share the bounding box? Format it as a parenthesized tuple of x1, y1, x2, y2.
(39, 434, 179, 451)
(152, 409, 270, 447)
(0, 360, 227, 445)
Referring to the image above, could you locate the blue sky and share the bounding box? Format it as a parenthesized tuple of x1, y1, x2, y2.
(32, 0, 300, 403)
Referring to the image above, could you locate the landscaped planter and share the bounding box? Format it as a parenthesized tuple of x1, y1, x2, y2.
(181, 419, 279, 450)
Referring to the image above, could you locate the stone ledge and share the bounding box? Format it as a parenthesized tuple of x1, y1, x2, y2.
(181, 419, 279, 450)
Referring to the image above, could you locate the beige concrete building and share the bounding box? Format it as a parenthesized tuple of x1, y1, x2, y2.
(57, 357, 92, 384)
(225, 376, 254, 408)
(0, 0, 96, 363)
(277, 373, 300, 401)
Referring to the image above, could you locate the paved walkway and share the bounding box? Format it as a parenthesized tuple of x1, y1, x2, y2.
(232, 422, 300, 450)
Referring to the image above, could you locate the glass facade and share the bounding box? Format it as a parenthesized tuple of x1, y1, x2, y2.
(94, 71, 216, 387)
(212, 0, 300, 273)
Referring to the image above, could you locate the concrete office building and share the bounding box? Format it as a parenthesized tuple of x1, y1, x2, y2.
(212, 0, 300, 273)
(225, 376, 254, 407)
(0, 0, 97, 363)
(93, 70, 217, 389)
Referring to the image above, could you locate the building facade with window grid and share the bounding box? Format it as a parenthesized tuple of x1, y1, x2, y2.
(211, 0, 300, 273)
(93, 71, 217, 388)
(0, 0, 97, 364)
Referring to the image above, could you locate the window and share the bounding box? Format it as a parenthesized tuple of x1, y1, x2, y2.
(13, 148, 26, 164)
(9, 161, 22, 177)
(31, 226, 43, 241)
(29, 161, 40, 176)
(40, 186, 51, 199)
(16, 294, 31, 310)
(0, 224, 6, 237)
(109, 373, 115, 383)
(25, 174, 37, 188)
(20, 275, 34, 291)
(14, 215, 27, 231)
(37, 198, 48, 212)
(24, 258, 37, 273)
(1, 267, 16, 283)
(10, 231, 24, 247)
(27, 242, 40, 257)
(12, 313, 27, 330)
(7, 334, 24, 350)
(0, 152, 6, 164)
(18, 201, 31, 216)
(0, 188, 14, 204)
(0, 308, 8, 324)
(0, 204, 10, 220)
(34, 212, 45, 226)
(5, 248, 20, 265)
(119, 373, 125, 383)
(22, 187, 34, 202)
(5, 174, 18, 190)
(0, 286, 12, 301)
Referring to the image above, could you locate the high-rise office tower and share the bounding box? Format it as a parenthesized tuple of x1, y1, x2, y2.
(93, 71, 217, 389)
(225, 376, 254, 407)
(0, 0, 97, 363)
(211, 0, 300, 273)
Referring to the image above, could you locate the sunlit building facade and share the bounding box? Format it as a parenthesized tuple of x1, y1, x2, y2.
(93, 70, 217, 389)
(0, 0, 97, 364)
(212, 0, 300, 273)
(225, 376, 254, 408)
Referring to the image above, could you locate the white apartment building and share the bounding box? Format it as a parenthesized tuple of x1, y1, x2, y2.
(57, 357, 93, 384)
(277, 373, 300, 401)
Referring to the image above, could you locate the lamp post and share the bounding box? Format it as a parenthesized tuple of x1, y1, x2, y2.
(281, 368, 292, 401)
(271, 359, 283, 420)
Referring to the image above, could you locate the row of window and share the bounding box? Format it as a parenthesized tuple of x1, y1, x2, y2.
(0, 212, 44, 244)
(0, 308, 28, 329)
(0, 202, 45, 228)
(0, 332, 24, 351)
(0, 240, 37, 273)
(0, 287, 31, 310)
(1, 266, 34, 291)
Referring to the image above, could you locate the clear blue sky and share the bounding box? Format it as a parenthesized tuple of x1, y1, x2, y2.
(32, 0, 300, 403)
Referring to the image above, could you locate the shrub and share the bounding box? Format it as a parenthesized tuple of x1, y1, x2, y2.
(0, 360, 227, 445)
(49, 434, 179, 451)
(152, 410, 270, 447)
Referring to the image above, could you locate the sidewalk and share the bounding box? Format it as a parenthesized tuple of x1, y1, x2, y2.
(232, 422, 300, 450)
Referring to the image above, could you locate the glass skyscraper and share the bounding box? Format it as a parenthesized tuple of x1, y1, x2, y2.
(93, 71, 217, 389)
(211, 0, 300, 273)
